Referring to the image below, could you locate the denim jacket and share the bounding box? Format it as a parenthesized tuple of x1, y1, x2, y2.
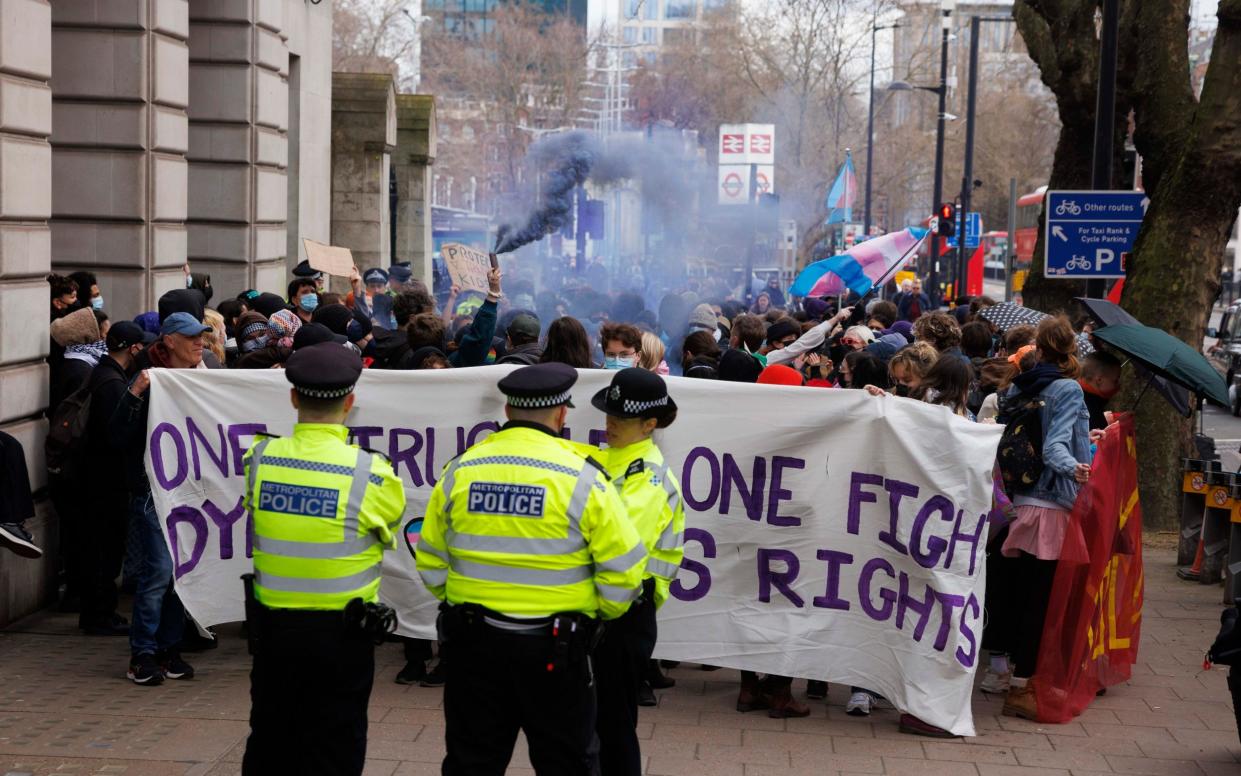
(1004, 377, 1092, 510)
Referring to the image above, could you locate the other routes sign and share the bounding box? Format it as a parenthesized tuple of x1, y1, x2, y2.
(1044, 190, 1148, 279)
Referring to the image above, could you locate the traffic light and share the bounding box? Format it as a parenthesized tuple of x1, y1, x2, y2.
(936, 203, 956, 237)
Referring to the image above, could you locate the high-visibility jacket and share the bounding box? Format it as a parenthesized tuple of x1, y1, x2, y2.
(244, 423, 407, 610)
(601, 437, 685, 608)
(416, 421, 646, 620)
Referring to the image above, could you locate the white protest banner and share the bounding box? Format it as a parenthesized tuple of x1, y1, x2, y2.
(441, 242, 493, 293)
(146, 368, 1000, 735)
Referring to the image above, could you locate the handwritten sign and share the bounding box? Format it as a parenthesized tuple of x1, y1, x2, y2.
(303, 239, 354, 277)
(441, 242, 491, 293)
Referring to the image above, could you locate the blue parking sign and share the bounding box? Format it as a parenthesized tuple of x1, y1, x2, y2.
(1044, 190, 1148, 279)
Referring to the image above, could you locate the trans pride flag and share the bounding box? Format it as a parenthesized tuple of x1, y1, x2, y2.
(824, 151, 858, 224)
(789, 227, 928, 298)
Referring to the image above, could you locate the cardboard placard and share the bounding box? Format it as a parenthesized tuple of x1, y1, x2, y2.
(442, 242, 492, 293)
(303, 239, 355, 277)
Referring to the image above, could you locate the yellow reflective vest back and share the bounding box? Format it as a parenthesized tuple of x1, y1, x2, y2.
(416, 422, 646, 620)
(244, 423, 407, 610)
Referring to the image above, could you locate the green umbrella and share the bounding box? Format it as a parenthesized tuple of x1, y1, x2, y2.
(1091, 323, 1228, 407)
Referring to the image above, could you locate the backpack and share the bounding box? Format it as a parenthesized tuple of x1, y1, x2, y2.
(997, 395, 1045, 498)
(45, 383, 92, 478)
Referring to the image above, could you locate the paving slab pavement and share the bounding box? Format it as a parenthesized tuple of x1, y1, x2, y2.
(1, 546, 1237, 775)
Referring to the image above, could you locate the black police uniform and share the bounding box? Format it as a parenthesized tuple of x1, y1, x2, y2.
(241, 343, 402, 776)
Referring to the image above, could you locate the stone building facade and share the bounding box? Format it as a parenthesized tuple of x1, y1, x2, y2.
(0, 0, 436, 625)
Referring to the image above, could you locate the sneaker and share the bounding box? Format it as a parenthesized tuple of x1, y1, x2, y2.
(395, 660, 427, 685)
(420, 658, 446, 688)
(845, 691, 873, 716)
(0, 522, 41, 558)
(806, 680, 828, 700)
(899, 713, 957, 738)
(979, 668, 1012, 694)
(637, 681, 657, 707)
(157, 650, 195, 680)
(81, 613, 130, 637)
(127, 653, 165, 686)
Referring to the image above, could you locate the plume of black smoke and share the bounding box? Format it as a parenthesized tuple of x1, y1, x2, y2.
(494, 131, 601, 254)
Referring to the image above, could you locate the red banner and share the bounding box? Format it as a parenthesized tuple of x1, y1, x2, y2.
(1033, 412, 1144, 722)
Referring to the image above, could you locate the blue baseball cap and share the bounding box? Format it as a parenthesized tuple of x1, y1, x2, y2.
(160, 311, 212, 337)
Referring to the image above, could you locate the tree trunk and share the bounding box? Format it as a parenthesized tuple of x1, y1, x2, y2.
(1120, 0, 1241, 530)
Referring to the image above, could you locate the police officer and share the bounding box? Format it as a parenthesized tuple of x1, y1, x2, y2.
(241, 343, 407, 776)
(590, 368, 685, 776)
(416, 362, 647, 775)
(291, 258, 326, 293)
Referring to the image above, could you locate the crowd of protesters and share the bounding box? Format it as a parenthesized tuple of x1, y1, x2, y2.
(0, 256, 1120, 731)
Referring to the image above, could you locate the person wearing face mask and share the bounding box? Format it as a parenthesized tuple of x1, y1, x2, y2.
(600, 322, 643, 370)
(588, 368, 684, 775)
(69, 271, 103, 312)
(79, 321, 154, 636)
(288, 278, 319, 324)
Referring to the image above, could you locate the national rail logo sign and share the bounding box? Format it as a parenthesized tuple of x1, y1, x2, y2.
(750, 134, 772, 155)
(721, 134, 745, 154)
(718, 123, 775, 165)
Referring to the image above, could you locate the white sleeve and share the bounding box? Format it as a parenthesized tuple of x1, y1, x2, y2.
(766, 319, 833, 365)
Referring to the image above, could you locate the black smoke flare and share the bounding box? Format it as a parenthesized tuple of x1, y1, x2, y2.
(494, 131, 600, 254)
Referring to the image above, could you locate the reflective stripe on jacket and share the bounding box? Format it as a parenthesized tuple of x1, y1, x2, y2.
(416, 422, 646, 620)
(602, 437, 685, 608)
(244, 423, 407, 609)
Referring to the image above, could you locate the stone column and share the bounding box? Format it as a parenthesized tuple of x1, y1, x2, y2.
(394, 93, 436, 284)
(0, 0, 52, 623)
(331, 73, 396, 273)
(50, 0, 189, 317)
(187, 0, 288, 295)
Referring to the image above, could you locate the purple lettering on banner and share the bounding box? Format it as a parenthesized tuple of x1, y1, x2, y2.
(757, 548, 804, 608)
(880, 478, 918, 554)
(228, 424, 268, 476)
(468, 422, 499, 447)
(166, 505, 207, 578)
(956, 593, 980, 668)
(910, 495, 953, 569)
(812, 549, 853, 610)
(589, 428, 607, 448)
(670, 527, 715, 602)
(349, 426, 383, 450)
(389, 428, 424, 487)
(932, 590, 967, 652)
(456, 426, 467, 457)
(723, 455, 765, 521)
(767, 456, 804, 526)
(945, 509, 987, 575)
(847, 472, 883, 534)
(425, 427, 438, 486)
(203, 496, 246, 560)
(682, 447, 720, 512)
(858, 556, 896, 620)
(150, 422, 188, 490)
(186, 418, 228, 480)
(895, 572, 935, 643)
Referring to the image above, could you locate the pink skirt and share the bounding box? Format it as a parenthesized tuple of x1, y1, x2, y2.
(1002, 503, 1071, 561)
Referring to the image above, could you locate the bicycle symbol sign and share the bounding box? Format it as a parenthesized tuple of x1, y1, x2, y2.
(1044, 190, 1148, 279)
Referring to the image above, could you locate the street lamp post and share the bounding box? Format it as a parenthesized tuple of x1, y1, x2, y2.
(930, 2, 952, 304)
(1088, 0, 1121, 299)
(863, 17, 900, 239)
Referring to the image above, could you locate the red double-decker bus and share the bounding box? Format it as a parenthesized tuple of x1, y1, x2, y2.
(1014, 185, 1046, 270)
